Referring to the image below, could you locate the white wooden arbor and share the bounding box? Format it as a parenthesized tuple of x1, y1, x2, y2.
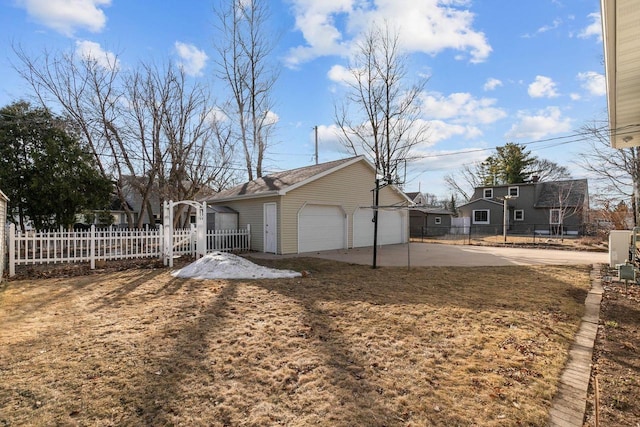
(163, 200, 207, 267)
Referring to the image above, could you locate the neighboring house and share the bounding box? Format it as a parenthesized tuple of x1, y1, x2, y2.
(405, 191, 454, 236)
(1, 190, 8, 280)
(90, 177, 218, 229)
(409, 207, 454, 237)
(205, 156, 411, 254)
(458, 179, 589, 235)
(405, 191, 428, 206)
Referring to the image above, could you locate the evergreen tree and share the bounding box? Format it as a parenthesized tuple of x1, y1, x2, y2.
(0, 101, 113, 230)
(495, 143, 536, 184)
(478, 155, 501, 186)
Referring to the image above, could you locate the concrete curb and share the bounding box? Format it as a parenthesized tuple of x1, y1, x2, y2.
(549, 264, 603, 426)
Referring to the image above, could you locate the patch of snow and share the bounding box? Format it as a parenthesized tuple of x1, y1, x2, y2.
(171, 252, 301, 280)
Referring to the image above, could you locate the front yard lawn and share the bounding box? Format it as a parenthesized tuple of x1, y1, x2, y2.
(0, 259, 591, 426)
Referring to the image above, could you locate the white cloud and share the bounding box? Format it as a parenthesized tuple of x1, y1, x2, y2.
(577, 12, 602, 41)
(523, 18, 562, 38)
(312, 123, 358, 156)
(570, 93, 581, 101)
(206, 107, 229, 124)
(285, 0, 491, 68)
(577, 71, 606, 96)
(75, 40, 119, 70)
(327, 64, 356, 85)
(174, 42, 208, 77)
(18, 0, 110, 36)
(483, 78, 502, 91)
(263, 110, 280, 126)
(506, 107, 572, 140)
(420, 91, 507, 125)
(528, 75, 559, 98)
(425, 120, 482, 143)
(537, 18, 562, 34)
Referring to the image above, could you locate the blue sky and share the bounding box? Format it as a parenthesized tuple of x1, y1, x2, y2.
(0, 0, 605, 198)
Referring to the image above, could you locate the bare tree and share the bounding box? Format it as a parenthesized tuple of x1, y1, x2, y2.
(581, 120, 640, 226)
(529, 158, 572, 182)
(548, 180, 587, 240)
(14, 46, 235, 228)
(213, 0, 278, 181)
(444, 162, 484, 201)
(335, 22, 429, 182)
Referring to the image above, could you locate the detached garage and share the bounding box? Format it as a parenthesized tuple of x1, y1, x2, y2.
(205, 156, 410, 254)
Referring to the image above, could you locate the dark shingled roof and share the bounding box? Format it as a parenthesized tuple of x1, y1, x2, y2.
(411, 207, 453, 215)
(208, 156, 365, 201)
(534, 179, 588, 208)
(405, 192, 420, 200)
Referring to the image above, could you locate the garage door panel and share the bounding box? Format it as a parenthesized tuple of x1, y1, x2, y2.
(353, 208, 404, 247)
(299, 205, 345, 252)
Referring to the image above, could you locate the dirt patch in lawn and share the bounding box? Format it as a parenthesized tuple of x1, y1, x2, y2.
(0, 258, 591, 426)
(584, 278, 640, 426)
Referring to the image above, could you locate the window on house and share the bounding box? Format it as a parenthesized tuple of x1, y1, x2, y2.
(483, 188, 493, 198)
(514, 210, 524, 221)
(508, 186, 519, 197)
(473, 210, 490, 224)
(435, 216, 442, 225)
(550, 209, 562, 224)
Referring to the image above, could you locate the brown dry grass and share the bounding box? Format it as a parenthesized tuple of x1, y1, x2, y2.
(0, 258, 591, 426)
(414, 234, 607, 252)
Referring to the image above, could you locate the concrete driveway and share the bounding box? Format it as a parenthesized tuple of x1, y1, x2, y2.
(286, 243, 609, 267)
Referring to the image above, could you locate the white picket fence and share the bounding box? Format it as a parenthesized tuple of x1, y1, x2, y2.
(6, 223, 251, 277)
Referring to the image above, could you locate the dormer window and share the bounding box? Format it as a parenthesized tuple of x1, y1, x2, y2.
(483, 188, 493, 198)
(508, 186, 519, 197)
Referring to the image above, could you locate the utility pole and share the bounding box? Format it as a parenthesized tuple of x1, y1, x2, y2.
(373, 177, 380, 268)
(314, 126, 318, 165)
(503, 195, 513, 242)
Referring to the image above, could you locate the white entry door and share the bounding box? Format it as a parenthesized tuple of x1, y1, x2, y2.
(264, 203, 277, 253)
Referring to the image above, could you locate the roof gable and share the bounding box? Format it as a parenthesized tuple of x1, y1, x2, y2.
(208, 156, 372, 201)
(459, 197, 504, 208)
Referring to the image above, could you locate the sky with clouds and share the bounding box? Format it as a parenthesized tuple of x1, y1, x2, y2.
(0, 0, 605, 197)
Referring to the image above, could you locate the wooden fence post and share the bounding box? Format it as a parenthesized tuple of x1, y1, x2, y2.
(9, 223, 15, 277)
(90, 224, 96, 270)
(247, 224, 251, 251)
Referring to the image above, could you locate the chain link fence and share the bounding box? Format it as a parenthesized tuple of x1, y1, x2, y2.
(410, 223, 608, 246)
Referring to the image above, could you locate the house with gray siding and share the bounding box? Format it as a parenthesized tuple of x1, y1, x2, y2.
(458, 179, 589, 236)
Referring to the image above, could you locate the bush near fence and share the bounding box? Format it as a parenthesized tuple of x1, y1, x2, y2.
(6, 224, 250, 277)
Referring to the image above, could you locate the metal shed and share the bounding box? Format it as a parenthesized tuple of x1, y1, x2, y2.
(207, 205, 239, 231)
